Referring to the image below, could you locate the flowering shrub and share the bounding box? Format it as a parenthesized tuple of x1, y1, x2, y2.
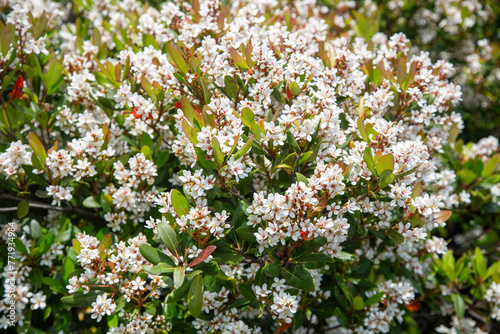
(0, 1, 499, 333)
(329, 0, 500, 141)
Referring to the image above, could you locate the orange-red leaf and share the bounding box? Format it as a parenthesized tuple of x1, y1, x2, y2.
(9, 75, 24, 101)
(188, 245, 216, 267)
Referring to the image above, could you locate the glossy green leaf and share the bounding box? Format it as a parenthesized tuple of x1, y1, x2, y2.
(376, 154, 394, 174)
(363, 147, 377, 177)
(294, 253, 332, 269)
(378, 169, 394, 188)
(195, 147, 217, 170)
(168, 44, 188, 74)
(157, 220, 181, 259)
(364, 292, 385, 306)
(211, 137, 224, 166)
(233, 135, 254, 161)
(28, 132, 47, 163)
(174, 267, 186, 289)
(188, 274, 204, 317)
(263, 257, 282, 277)
(288, 82, 300, 96)
(139, 243, 174, 265)
(240, 107, 255, 128)
(82, 196, 101, 208)
(239, 283, 258, 302)
(171, 189, 190, 217)
(357, 118, 369, 142)
(283, 266, 315, 291)
(387, 228, 405, 245)
(236, 225, 257, 242)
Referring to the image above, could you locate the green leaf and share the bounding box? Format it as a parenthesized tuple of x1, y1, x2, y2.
(263, 257, 282, 277)
(171, 189, 190, 217)
(107, 314, 118, 328)
(376, 154, 394, 174)
(140, 243, 167, 265)
(224, 75, 238, 99)
(295, 172, 308, 184)
(298, 152, 313, 165)
(44, 306, 52, 321)
(82, 196, 101, 208)
(61, 291, 102, 307)
(44, 61, 63, 95)
(451, 293, 465, 319)
(236, 225, 257, 242)
(28, 220, 42, 239)
(357, 118, 369, 142)
(62, 256, 75, 281)
(188, 274, 204, 317)
(291, 237, 327, 260)
(473, 247, 486, 278)
(387, 228, 405, 245)
(283, 266, 315, 291)
(38, 233, 55, 255)
(211, 137, 224, 166)
(378, 170, 394, 189)
(336, 251, 357, 262)
(353, 296, 364, 310)
(364, 292, 385, 306)
(168, 44, 188, 74)
(17, 201, 29, 219)
(367, 228, 395, 247)
(140, 132, 154, 151)
(41, 277, 66, 294)
(144, 262, 176, 275)
(286, 131, 300, 152)
(195, 147, 217, 170)
(229, 47, 248, 70)
(240, 108, 255, 128)
(97, 234, 112, 260)
(14, 238, 29, 256)
(174, 267, 186, 289)
(288, 82, 300, 96)
(157, 220, 181, 259)
(167, 278, 192, 303)
(294, 253, 332, 269)
(364, 147, 377, 177)
(239, 283, 257, 302)
(155, 151, 170, 168)
(482, 154, 499, 178)
(28, 132, 47, 163)
(233, 135, 254, 160)
(1, 24, 15, 58)
(72, 239, 82, 255)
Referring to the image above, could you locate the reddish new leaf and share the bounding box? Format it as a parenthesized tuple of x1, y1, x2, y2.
(188, 245, 216, 267)
(9, 75, 24, 101)
(278, 321, 293, 333)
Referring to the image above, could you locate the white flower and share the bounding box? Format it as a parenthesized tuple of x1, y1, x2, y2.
(29, 291, 47, 310)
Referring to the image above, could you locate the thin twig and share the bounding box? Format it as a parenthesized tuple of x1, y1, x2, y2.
(0, 192, 106, 224)
(0, 207, 18, 212)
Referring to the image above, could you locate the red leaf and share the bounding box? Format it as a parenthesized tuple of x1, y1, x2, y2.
(175, 101, 181, 109)
(9, 75, 24, 101)
(278, 321, 293, 333)
(188, 245, 216, 267)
